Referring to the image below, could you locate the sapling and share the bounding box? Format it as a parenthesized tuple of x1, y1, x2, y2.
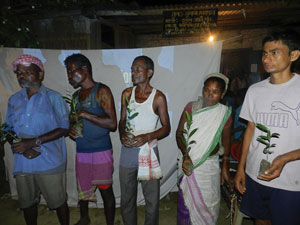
(0, 123, 20, 144)
(63, 91, 83, 138)
(1, 123, 41, 159)
(256, 123, 280, 176)
(125, 96, 139, 143)
(181, 111, 198, 176)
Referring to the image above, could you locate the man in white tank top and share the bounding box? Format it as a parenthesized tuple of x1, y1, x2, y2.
(119, 56, 170, 225)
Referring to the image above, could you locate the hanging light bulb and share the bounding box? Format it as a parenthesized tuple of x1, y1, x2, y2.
(208, 35, 214, 42)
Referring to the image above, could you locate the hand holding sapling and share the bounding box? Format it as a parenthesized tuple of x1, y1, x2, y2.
(123, 96, 139, 145)
(1, 123, 41, 159)
(256, 123, 280, 177)
(181, 111, 198, 176)
(63, 91, 83, 139)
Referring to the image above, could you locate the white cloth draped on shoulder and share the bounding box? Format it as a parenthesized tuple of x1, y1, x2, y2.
(137, 139, 163, 180)
(188, 103, 230, 167)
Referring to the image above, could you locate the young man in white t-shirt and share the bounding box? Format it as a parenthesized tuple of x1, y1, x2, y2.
(234, 30, 300, 225)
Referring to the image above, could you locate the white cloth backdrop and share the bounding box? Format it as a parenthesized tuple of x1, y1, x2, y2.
(0, 41, 222, 207)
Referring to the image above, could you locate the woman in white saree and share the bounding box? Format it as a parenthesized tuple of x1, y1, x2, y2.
(176, 73, 233, 225)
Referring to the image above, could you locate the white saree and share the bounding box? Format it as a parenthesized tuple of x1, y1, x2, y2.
(179, 103, 231, 225)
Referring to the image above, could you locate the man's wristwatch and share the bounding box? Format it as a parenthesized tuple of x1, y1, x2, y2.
(35, 137, 42, 146)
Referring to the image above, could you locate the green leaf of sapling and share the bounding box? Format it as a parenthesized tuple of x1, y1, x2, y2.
(66, 100, 72, 104)
(0, 136, 6, 143)
(62, 96, 71, 101)
(267, 130, 271, 140)
(185, 111, 191, 122)
(189, 140, 196, 145)
(188, 128, 198, 138)
(185, 112, 192, 130)
(256, 137, 269, 146)
(271, 133, 280, 138)
(182, 129, 188, 135)
(186, 122, 191, 131)
(128, 112, 139, 120)
(125, 96, 130, 105)
(1, 123, 8, 129)
(257, 135, 268, 140)
(181, 136, 187, 147)
(256, 123, 280, 156)
(256, 123, 269, 133)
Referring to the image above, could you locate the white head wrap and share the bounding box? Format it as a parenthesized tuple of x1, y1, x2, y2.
(204, 72, 229, 93)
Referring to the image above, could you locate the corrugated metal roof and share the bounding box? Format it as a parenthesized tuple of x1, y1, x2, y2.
(122, 0, 297, 8)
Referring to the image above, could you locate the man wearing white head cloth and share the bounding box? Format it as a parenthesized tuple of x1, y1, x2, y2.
(5, 54, 70, 225)
(176, 73, 233, 225)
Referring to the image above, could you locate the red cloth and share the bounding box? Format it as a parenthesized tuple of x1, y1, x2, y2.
(12, 54, 44, 72)
(97, 184, 111, 190)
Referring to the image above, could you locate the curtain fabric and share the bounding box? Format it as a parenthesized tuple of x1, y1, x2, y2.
(0, 41, 222, 207)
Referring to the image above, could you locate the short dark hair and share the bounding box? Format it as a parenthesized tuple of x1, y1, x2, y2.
(134, 55, 154, 72)
(262, 29, 300, 52)
(64, 53, 93, 77)
(204, 77, 226, 93)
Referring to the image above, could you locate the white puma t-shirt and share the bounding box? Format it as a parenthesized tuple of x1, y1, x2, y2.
(240, 74, 300, 191)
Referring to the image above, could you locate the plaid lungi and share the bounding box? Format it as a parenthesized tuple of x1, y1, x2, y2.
(76, 149, 114, 201)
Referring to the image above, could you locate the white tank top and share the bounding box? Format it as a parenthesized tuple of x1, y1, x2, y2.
(128, 86, 159, 136)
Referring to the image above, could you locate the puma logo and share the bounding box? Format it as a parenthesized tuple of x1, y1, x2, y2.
(271, 101, 300, 125)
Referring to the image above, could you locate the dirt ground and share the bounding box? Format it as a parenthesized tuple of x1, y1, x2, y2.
(0, 144, 253, 225)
